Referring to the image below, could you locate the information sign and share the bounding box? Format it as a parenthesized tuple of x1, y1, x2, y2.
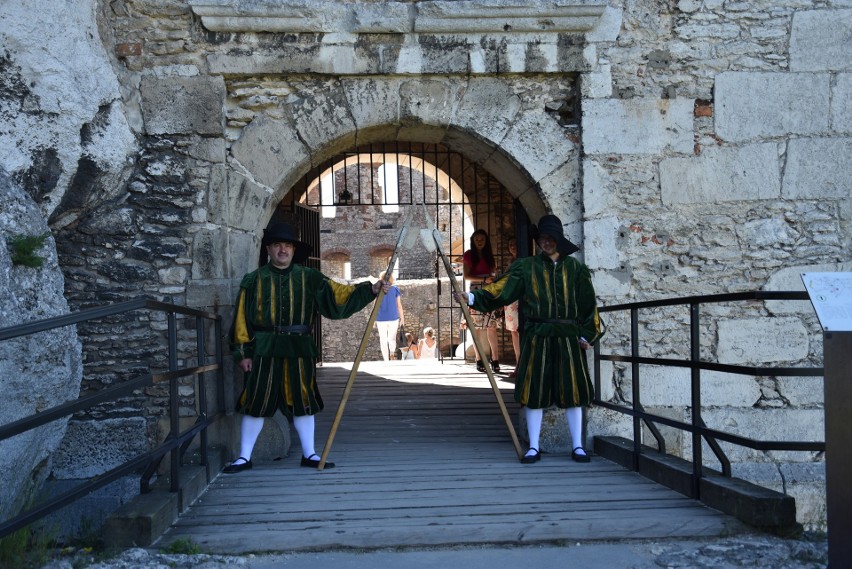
(801, 272, 852, 332)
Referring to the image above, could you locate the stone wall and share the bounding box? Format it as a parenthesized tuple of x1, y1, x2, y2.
(0, 0, 848, 533)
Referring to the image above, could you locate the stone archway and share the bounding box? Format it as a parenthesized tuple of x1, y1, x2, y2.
(221, 75, 582, 281)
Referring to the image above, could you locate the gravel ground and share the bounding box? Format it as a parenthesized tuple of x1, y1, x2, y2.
(37, 532, 829, 569)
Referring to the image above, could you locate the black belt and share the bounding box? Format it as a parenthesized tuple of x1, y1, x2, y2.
(527, 317, 579, 325)
(254, 324, 312, 334)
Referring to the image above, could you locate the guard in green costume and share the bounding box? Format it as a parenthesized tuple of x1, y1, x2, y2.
(454, 215, 605, 464)
(225, 222, 387, 472)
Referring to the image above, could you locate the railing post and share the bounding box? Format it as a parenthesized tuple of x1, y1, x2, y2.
(631, 307, 640, 471)
(824, 331, 852, 569)
(168, 311, 180, 493)
(214, 317, 226, 415)
(196, 316, 209, 472)
(593, 340, 601, 403)
(689, 302, 702, 499)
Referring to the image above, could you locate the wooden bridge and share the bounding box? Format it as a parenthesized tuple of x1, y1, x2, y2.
(156, 360, 744, 554)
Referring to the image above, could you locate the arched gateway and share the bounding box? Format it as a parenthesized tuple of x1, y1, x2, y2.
(222, 77, 581, 281)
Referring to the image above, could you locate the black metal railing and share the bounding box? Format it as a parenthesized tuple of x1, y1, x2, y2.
(0, 297, 224, 539)
(593, 290, 825, 498)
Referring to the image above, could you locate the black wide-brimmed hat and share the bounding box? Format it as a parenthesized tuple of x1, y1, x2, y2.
(530, 214, 580, 256)
(262, 222, 312, 264)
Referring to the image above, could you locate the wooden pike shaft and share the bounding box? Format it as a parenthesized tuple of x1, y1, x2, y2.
(318, 217, 411, 470)
(431, 229, 524, 459)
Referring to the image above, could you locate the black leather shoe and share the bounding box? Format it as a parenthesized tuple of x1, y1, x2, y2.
(223, 457, 252, 473)
(476, 360, 486, 372)
(490, 360, 500, 373)
(520, 448, 541, 464)
(300, 454, 335, 469)
(572, 447, 591, 463)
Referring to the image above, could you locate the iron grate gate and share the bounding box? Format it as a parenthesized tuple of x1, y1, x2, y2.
(277, 141, 531, 363)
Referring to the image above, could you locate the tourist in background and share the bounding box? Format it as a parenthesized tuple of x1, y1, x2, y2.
(417, 327, 440, 360)
(462, 228, 501, 373)
(226, 221, 388, 473)
(375, 271, 404, 362)
(400, 331, 420, 360)
(453, 215, 605, 464)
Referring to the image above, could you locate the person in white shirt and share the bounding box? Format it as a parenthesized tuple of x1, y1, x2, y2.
(417, 327, 439, 360)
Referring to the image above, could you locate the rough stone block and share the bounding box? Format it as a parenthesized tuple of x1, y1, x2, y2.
(782, 137, 852, 199)
(775, 376, 825, 407)
(451, 77, 522, 149)
(537, 158, 582, 223)
(591, 359, 615, 402)
(341, 77, 403, 141)
(209, 169, 272, 231)
(51, 418, 149, 479)
(492, 109, 577, 181)
(186, 279, 235, 312)
(229, 231, 261, 279)
(660, 143, 781, 204)
(583, 98, 694, 155)
(715, 72, 830, 142)
(717, 317, 809, 364)
(620, 366, 761, 407)
(208, 47, 327, 75)
(186, 137, 226, 163)
(230, 116, 309, 190)
(191, 229, 230, 280)
(315, 36, 379, 75)
(140, 75, 225, 136)
(694, 408, 824, 463)
(398, 78, 465, 136)
(251, 412, 292, 462)
(832, 73, 852, 133)
(790, 9, 852, 72)
(587, 408, 634, 445)
(206, 165, 228, 226)
(735, 216, 795, 248)
(592, 269, 631, 297)
(586, 7, 623, 42)
(580, 63, 612, 99)
(779, 462, 826, 530)
(286, 80, 357, 156)
(584, 216, 621, 270)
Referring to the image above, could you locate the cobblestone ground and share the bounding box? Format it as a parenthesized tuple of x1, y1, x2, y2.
(39, 533, 829, 569)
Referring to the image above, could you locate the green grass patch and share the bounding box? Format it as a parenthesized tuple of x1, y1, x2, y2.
(7, 232, 50, 268)
(161, 537, 203, 555)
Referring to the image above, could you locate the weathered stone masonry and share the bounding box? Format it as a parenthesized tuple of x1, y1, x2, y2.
(1, 0, 850, 533)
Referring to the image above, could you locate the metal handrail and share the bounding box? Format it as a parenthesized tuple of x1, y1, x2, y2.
(0, 296, 224, 538)
(593, 290, 824, 498)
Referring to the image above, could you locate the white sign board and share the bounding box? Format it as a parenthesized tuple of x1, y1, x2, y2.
(801, 272, 852, 332)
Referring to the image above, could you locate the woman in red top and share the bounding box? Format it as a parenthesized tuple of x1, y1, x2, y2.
(462, 229, 501, 373)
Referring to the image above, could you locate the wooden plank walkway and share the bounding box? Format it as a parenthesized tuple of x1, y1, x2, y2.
(157, 360, 744, 554)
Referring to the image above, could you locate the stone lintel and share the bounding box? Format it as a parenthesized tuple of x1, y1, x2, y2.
(189, 0, 608, 34)
(208, 36, 593, 75)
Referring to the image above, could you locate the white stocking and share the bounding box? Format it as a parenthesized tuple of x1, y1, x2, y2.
(565, 407, 585, 455)
(525, 407, 543, 457)
(293, 415, 316, 459)
(236, 414, 265, 464)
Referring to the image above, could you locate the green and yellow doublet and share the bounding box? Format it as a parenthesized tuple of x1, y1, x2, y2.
(230, 263, 376, 418)
(471, 252, 605, 409)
